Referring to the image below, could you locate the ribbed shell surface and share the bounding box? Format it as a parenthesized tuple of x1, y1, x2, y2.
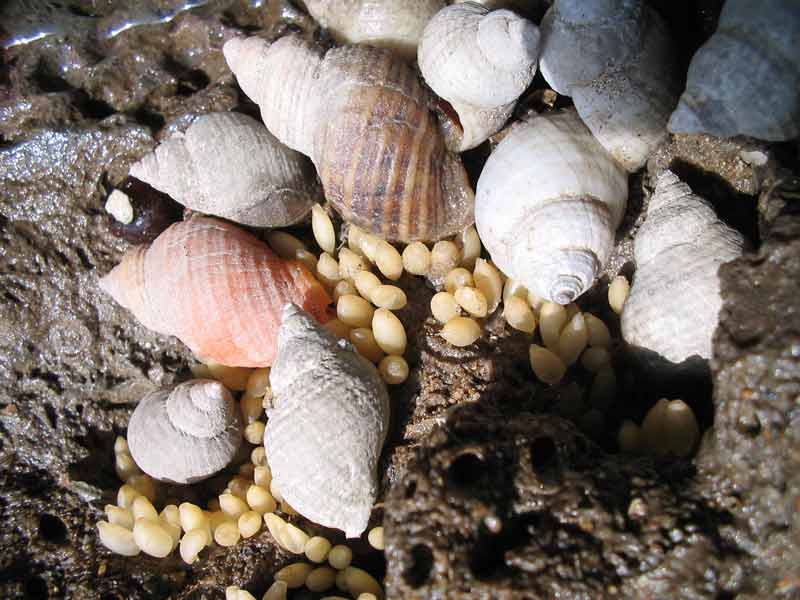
(265, 305, 390, 538)
(475, 110, 627, 303)
(129, 112, 321, 227)
(313, 46, 452, 241)
(223, 35, 475, 243)
(128, 379, 242, 484)
(99, 216, 331, 367)
(621, 171, 745, 364)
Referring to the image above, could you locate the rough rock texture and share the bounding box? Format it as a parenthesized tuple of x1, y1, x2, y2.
(384, 404, 743, 599)
(696, 171, 800, 599)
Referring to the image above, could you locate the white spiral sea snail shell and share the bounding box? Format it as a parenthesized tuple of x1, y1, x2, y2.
(476, 109, 628, 305)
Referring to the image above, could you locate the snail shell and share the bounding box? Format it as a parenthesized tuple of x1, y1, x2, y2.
(475, 110, 627, 305)
(302, 0, 446, 61)
(539, 0, 681, 171)
(418, 2, 540, 151)
(130, 112, 321, 228)
(99, 216, 331, 367)
(265, 304, 390, 538)
(621, 170, 745, 364)
(127, 379, 243, 484)
(668, 0, 800, 141)
(223, 34, 474, 243)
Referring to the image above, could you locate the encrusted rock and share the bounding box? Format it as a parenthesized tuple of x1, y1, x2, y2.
(384, 404, 741, 598)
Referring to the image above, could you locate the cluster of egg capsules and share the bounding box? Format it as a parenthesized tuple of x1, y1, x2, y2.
(98, 365, 386, 599)
(267, 206, 700, 456)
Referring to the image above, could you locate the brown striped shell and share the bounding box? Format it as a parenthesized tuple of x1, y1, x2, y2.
(223, 34, 474, 243)
(99, 216, 332, 367)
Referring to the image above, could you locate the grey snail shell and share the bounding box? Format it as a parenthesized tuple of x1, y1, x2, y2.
(265, 304, 390, 538)
(127, 379, 243, 484)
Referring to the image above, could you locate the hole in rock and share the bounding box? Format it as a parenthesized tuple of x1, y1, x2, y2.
(470, 513, 541, 579)
(446, 452, 487, 492)
(24, 575, 48, 599)
(38, 514, 68, 544)
(529, 437, 557, 473)
(403, 544, 433, 588)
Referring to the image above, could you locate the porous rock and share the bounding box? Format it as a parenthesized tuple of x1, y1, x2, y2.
(695, 171, 800, 599)
(384, 404, 741, 599)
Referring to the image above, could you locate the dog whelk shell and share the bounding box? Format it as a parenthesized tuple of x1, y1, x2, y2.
(127, 379, 242, 484)
(129, 112, 320, 228)
(301, 0, 445, 61)
(99, 216, 331, 367)
(418, 2, 540, 151)
(668, 0, 800, 141)
(539, 0, 681, 171)
(475, 110, 627, 305)
(223, 34, 474, 243)
(621, 170, 745, 364)
(265, 304, 390, 537)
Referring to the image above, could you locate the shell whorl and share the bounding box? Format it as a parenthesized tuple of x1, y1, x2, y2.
(129, 112, 320, 228)
(128, 379, 243, 484)
(224, 34, 475, 242)
(620, 170, 745, 364)
(539, 0, 679, 171)
(418, 3, 539, 151)
(303, 0, 446, 60)
(166, 379, 235, 439)
(475, 110, 627, 304)
(99, 216, 332, 367)
(266, 304, 390, 537)
(668, 0, 800, 141)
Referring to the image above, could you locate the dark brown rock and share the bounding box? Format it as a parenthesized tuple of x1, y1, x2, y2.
(384, 404, 742, 599)
(695, 173, 800, 599)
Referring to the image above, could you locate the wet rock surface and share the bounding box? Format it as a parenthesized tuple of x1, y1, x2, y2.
(0, 1, 798, 599)
(384, 404, 742, 599)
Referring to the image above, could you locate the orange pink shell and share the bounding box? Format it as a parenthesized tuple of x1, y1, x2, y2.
(99, 216, 331, 367)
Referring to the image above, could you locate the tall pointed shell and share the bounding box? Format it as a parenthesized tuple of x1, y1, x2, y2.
(223, 35, 474, 243)
(418, 2, 540, 151)
(99, 216, 331, 367)
(668, 0, 800, 141)
(265, 304, 390, 538)
(539, 0, 680, 171)
(621, 171, 745, 364)
(475, 110, 627, 305)
(129, 112, 321, 227)
(127, 379, 242, 484)
(302, 0, 445, 61)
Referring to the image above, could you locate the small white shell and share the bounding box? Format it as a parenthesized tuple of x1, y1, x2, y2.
(130, 112, 320, 227)
(303, 0, 446, 60)
(265, 304, 390, 538)
(539, 0, 680, 171)
(418, 2, 540, 151)
(127, 379, 243, 484)
(621, 171, 745, 364)
(475, 110, 627, 305)
(668, 0, 800, 141)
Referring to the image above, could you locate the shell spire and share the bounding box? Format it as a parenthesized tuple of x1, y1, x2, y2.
(620, 170, 745, 365)
(129, 112, 321, 228)
(127, 379, 243, 484)
(475, 110, 627, 304)
(265, 304, 390, 538)
(99, 216, 331, 367)
(418, 2, 540, 151)
(224, 34, 474, 242)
